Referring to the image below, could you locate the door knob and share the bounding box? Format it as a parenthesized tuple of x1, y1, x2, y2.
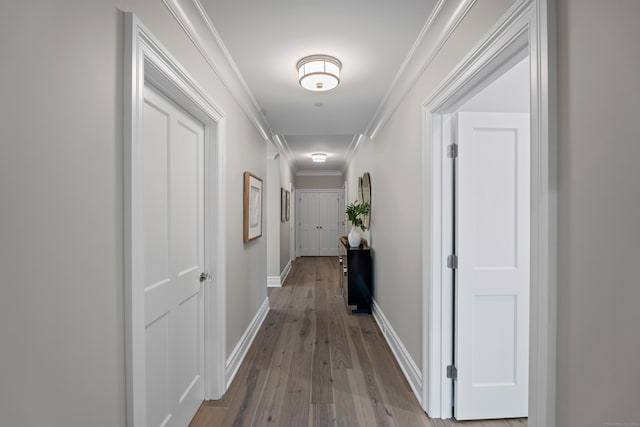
(199, 272, 211, 283)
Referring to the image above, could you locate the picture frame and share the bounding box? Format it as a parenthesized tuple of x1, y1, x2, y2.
(285, 190, 290, 221)
(281, 188, 287, 222)
(243, 171, 263, 242)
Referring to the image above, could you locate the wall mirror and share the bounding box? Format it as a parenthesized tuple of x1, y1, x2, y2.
(361, 172, 371, 229)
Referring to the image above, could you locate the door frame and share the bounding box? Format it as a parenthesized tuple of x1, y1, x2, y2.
(295, 189, 345, 257)
(289, 183, 296, 262)
(421, 0, 556, 425)
(124, 14, 227, 427)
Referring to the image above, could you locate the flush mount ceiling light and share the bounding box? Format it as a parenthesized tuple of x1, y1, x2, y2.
(311, 153, 327, 162)
(297, 55, 341, 92)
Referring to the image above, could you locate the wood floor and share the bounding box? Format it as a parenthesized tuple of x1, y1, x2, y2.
(189, 257, 527, 427)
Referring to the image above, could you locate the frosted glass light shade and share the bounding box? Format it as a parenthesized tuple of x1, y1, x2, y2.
(297, 55, 341, 92)
(311, 153, 327, 162)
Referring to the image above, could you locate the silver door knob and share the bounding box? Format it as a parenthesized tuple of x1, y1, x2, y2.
(199, 272, 211, 282)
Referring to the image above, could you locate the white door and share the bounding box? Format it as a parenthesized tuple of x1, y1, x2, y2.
(298, 191, 340, 256)
(143, 85, 205, 427)
(318, 192, 340, 256)
(299, 192, 319, 256)
(454, 112, 530, 420)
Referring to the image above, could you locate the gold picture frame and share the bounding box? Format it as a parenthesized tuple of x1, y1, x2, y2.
(281, 188, 287, 222)
(243, 171, 263, 242)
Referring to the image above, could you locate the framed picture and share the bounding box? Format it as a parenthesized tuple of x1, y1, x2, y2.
(243, 171, 263, 242)
(281, 188, 287, 222)
(285, 190, 290, 221)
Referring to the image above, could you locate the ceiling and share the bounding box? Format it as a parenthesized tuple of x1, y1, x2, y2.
(199, 0, 438, 173)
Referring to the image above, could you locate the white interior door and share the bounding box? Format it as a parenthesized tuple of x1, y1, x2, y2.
(299, 192, 319, 256)
(298, 191, 340, 256)
(143, 85, 205, 427)
(454, 112, 530, 420)
(318, 192, 340, 256)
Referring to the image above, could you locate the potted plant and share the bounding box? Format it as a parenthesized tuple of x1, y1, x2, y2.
(345, 200, 370, 247)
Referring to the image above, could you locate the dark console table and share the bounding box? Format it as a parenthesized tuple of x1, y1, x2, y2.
(338, 236, 373, 314)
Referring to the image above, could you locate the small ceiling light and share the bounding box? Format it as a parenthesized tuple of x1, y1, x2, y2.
(311, 153, 327, 162)
(297, 55, 341, 92)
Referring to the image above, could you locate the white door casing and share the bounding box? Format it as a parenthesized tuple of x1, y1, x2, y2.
(125, 14, 228, 427)
(454, 112, 530, 420)
(143, 86, 206, 427)
(423, 2, 557, 425)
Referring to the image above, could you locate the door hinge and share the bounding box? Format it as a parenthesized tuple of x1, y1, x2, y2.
(447, 144, 458, 158)
(447, 254, 458, 269)
(446, 365, 457, 380)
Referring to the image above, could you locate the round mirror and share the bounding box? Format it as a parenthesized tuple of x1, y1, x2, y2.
(358, 176, 364, 204)
(361, 172, 371, 229)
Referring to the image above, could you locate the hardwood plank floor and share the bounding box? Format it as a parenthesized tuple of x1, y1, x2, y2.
(190, 257, 527, 427)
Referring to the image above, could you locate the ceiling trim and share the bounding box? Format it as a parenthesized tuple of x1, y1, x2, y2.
(271, 135, 295, 170)
(364, 0, 477, 140)
(162, 0, 273, 141)
(295, 170, 343, 177)
(344, 134, 367, 167)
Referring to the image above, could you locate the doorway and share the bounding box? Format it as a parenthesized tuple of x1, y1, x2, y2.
(297, 190, 344, 256)
(125, 14, 227, 426)
(437, 51, 531, 421)
(451, 57, 531, 418)
(422, 2, 557, 425)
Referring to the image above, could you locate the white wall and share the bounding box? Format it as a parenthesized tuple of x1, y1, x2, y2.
(295, 174, 344, 189)
(346, 0, 513, 371)
(266, 152, 281, 277)
(0, 1, 267, 426)
(556, 1, 640, 426)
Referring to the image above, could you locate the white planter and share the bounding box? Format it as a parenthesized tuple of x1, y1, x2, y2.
(348, 226, 362, 248)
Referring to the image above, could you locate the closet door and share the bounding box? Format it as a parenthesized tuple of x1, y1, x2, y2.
(298, 191, 341, 256)
(299, 192, 319, 256)
(318, 192, 340, 256)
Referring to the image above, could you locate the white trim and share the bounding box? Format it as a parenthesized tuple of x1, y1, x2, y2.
(343, 134, 367, 167)
(225, 298, 270, 389)
(365, 0, 477, 140)
(421, 1, 556, 424)
(161, 0, 272, 141)
(271, 135, 295, 170)
(372, 300, 423, 405)
(124, 13, 227, 425)
(267, 276, 282, 288)
(280, 260, 292, 284)
(295, 170, 343, 177)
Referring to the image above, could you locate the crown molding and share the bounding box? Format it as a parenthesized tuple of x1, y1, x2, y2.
(162, 0, 272, 141)
(270, 135, 295, 170)
(295, 170, 343, 177)
(344, 133, 367, 166)
(364, 0, 477, 140)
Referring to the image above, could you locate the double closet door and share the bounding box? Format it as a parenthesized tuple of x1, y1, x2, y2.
(298, 190, 342, 256)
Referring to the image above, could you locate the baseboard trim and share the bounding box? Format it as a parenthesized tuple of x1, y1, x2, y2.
(280, 260, 292, 285)
(267, 276, 281, 288)
(225, 298, 270, 388)
(371, 299, 423, 403)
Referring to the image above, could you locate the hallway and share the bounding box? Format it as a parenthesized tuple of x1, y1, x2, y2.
(189, 257, 527, 426)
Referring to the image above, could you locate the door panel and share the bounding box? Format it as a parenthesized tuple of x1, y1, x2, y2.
(143, 85, 205, 427)
(454, 112, 530, 420)
(318, 192, 339, 256)
(299, 193, 319, 256)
